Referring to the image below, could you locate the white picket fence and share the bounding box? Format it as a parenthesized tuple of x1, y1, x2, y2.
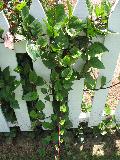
(0, 0, 120, 132)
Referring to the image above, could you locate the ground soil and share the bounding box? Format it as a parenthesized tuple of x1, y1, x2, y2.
(0, 130, 120, 160)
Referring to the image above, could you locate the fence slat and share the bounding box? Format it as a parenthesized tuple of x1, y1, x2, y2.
(0, 108, 10, 132)
(115, 101, 120, 123)
(108, 0, 120, 33)
(88, 33, 120, 127)
(0, 43, 31, 131)
(33, 58, 53, 123)
(30, 0, 46, 23)
(73, 0, 89, 20)
(69, 0, 88, 128)
(68, 79, 84, 128)
(30, 1, 53, 123)
(88, 1, 120, 127)
(0, 11, 10, 36)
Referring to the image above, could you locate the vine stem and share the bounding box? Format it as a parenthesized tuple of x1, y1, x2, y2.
(58, 124, 61, 160)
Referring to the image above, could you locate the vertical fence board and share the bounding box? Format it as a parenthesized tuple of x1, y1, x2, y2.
(0, 43, 31, 131)
(73, 0, 89, 20)
(30, 0, 46, 23)
(0, 12, 12, 132)
(30, 0, 53, 123)
(88, 0, 120, 126)
(71, 0, 89, 128)
(88, 34, 120, 126)
(0, 107, 10, 132)
(33, 59, 53, 123)
(0, 11, 10, 36)
(68, 79, 84, 128)
(115, 101, 120, 123)
(108, 0, 120, 33)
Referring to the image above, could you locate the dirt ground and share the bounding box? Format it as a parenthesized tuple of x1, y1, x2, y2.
(0, 130, 120, 160)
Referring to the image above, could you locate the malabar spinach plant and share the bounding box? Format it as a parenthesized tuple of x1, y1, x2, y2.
(19, 1, 109, 158)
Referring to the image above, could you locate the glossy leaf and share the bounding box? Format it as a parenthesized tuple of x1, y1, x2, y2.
(23, 91, 39, 101)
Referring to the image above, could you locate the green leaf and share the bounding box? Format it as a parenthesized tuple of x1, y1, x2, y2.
(0, 2, 4, 10)
(67, 0, 73, 18)
(38, 148, 46, 158)
(35, 100, 45, 111)
(105, 104, 111, 115)
(16, 1, 26, 11)
(30, 110, 38, 119)
(51, 114, 57, 122)
(87, 42, 108, 57)
(63, 80, 73, 90)
(60, 104, 67, 113)
(44, 95, 50, 101)
(55, 92, 64, 101)
(22, 14, 35, 31)
(10, 100, 19, 109)
(23, 92, 39, 101)
(36, 76, 45, 86)
(47, 4, 66, 26)
(26, 43, 40, 61)
(41, 88, 47, 94)
(0, 27, 4, 37)
(51, 132, 58, 143)
(62, 55, 71, 66)
(29, 71, 37, 83)
(89, 57, 105, 69)
(42, 59, 57, 69)
(37, 36, 49, 47)
(66, 28, 77, 37)
(60, 129, 65, 136)
(42, 136, 51, 145)
(85, 74, 96, 89)
(21, 6, 29, 20)
(0, 80, 4, 88)
(55, 4, 66, 22)
(29, 19, 43, 36)
(23, 63, 31, 74)
(3, 67, 10, 81)
(38, 112, 45, 120)
(61, 68, 73, 80)
(101, 76, 106, 87)
(59, 119, 65, 126)
(70, 47, 82, 59)
(54, 81, 62, 91)
(50, 70, 59, 81)
(42, 122, 53, 129)
(55, 31, 69, 49)
(68, 16, 85, 34)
